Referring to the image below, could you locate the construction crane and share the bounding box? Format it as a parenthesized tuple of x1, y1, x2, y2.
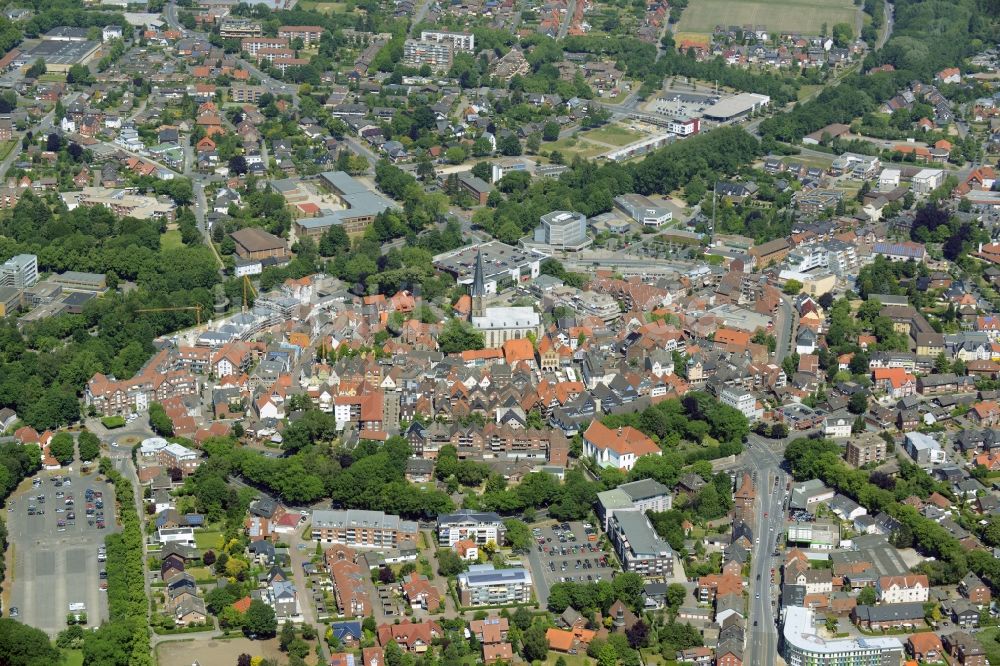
(242, 275, 257, 313)
(137, 305, 204, 327)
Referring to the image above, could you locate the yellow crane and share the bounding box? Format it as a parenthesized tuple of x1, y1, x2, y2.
(136, 305, 204, 327)
(242, 275, 257, 313)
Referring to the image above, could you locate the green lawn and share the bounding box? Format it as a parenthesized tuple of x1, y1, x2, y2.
(62, 650, 84, 666)
(677, 0, 857, 35)
(797, 84, 824, 101)
(194, 530, 223, 550)
(161, 229, 183, 251)
(101, 415, 126, 429)
(978, 626, 1000, 666)
(582, 124, 644, 147)
(544, 653, 594, 666)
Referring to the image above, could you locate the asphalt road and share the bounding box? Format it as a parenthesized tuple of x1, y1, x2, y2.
(775, 295, 796, 363)
(7, 469, 117, 635)
(743, 433, 789, 666)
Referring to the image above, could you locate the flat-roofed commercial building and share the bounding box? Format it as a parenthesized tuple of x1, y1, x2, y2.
(433, 241, 543, 294)
(51, 271, 107, 293)
(17, 38, 100, 72)
(534, 210, 589, 250)
(783, 607, 903, 666)
(457, 564, 532, 606)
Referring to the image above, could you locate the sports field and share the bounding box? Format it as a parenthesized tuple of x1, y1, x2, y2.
(677, 0, 857, 36)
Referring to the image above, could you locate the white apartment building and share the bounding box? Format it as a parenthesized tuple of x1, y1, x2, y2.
(877, 575, 930, 604)
(720, 387, 760, 421)
(419, 30, 475, 52)
(437, 509, 506, 547)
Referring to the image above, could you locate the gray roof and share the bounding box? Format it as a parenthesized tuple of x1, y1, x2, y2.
(613, 511, 672, 557)
(312, 509, 417, 533)
(853, 602, 925, 622)
(437, 509, 503, 526)
(619, 478, 670, 501)
(457, 563, 531, 588)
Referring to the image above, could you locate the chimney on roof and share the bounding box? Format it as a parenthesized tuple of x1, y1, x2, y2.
(617, 426, 622, 436)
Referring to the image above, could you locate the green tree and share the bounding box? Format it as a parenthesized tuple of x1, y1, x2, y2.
(0, 618, 60, 665)
(243, 600, 277, 638)
(497, 134, 522, 156)
(436, 548, 468, 576)
(25, 59, 45, 78)
(782, 279, 803, 295)
(848, 391, 869, 415)
(48, 432, 75, 466)
(542, 122, 560, 141)
(504, 518, 532, 552)
(148, 403, 174, 437)
(438, 318, 484, 354)
(521, 624, 549, 662)
(77, 430, 100, 461)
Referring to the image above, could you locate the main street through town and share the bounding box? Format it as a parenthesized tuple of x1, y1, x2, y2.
(743, 432, 790, 666)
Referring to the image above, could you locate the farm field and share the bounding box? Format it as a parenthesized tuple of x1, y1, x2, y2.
(677, 0, 857, 36)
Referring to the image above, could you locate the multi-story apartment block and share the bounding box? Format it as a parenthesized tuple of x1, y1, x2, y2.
(846, 435, 887, 468)
(310, 509, 418, 547)
(0, 254, 37, 289)
(220, 18, 262, 38)
(419, 30, 475, 52)
(457, 564, 532, 606)
(437, 509, 506, 547)
(85, 350, 199, 416)
(278, 25, 324, 46)
(241, 37, 288, 56)
(402, 39, 453, 72)
(607, 511, 673, 578)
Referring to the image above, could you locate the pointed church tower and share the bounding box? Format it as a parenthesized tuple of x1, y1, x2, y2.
(471, 249, 485, 319)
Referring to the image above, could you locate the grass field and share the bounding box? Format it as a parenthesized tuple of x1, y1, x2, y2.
(161, 229, 183, 251)
(677, 0, 857, 35)
(298, 0, 349, 12)
(547, 137, 607, 160)
(581, 124, 644, 147)
(62, 650, 84, 666)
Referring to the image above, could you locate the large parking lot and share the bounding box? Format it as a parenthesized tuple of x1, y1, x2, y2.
(526, 521, 618, 605)
(6, 469, 117, 635)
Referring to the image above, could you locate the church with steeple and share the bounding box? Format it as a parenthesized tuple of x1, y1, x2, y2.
(468, 248, 542, 347)
(470, 250, 485, 320)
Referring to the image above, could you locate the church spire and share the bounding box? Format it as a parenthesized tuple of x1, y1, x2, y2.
(471, 250, 485, 318)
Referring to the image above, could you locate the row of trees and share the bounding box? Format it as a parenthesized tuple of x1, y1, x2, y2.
(85, 458, 151, 666)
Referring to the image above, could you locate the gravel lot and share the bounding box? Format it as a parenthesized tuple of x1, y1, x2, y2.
(6, 469, 117, 635)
